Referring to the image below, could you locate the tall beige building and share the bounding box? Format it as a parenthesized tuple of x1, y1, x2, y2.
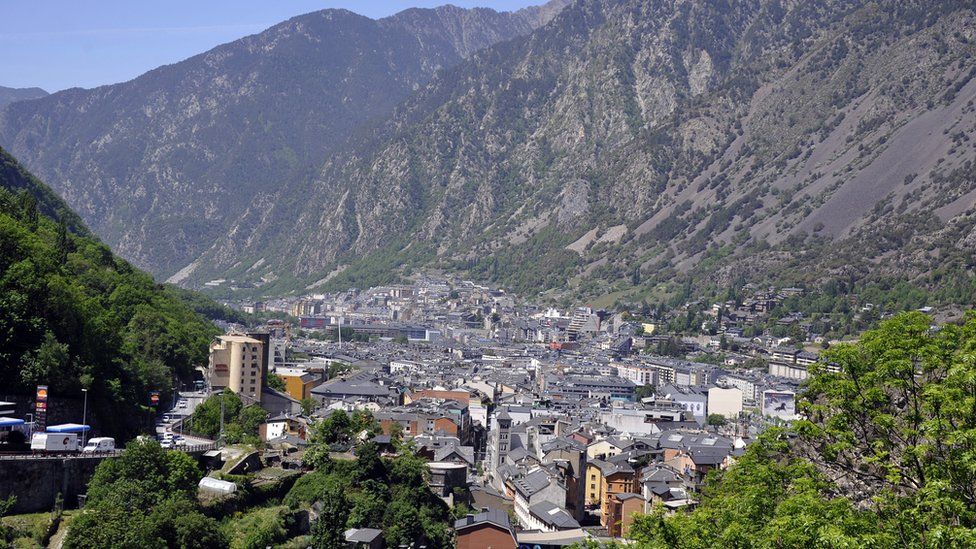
(208, 335, 264, 402)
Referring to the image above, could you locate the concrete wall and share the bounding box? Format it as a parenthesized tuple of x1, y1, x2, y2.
(0, 456, 105, 513)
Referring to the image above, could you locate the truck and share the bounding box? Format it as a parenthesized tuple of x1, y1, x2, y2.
(31, 432, 79, 452)
(82, 437, 115, 453)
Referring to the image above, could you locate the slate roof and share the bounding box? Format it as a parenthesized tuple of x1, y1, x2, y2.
(344, 528, 383, 543)
(512, 468, 553, 498)
(529, 500, 581, 530)
(454, 508, 513, 532)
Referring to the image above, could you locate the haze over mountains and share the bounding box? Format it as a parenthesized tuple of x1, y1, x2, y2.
(0, 86, 48, 110)
(2, 0, 975, 300)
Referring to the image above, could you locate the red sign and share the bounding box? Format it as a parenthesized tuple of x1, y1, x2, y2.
(149, 391, 160, 406)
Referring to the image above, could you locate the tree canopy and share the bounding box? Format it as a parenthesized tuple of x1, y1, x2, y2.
(630, 312, 976, 548)
(64, 440, 226, 549)
(0, 155, 221, 438)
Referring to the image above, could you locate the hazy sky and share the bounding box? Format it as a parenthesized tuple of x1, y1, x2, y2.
(1, 1, 545, 92)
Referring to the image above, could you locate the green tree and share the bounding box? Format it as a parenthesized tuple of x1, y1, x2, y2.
(798, 312, 976, 545)
(266, 373, 287, 392)
(66, 440, 226, 549)
(629, 429, 890, 548)
(311, 481, 349, 549)
(706, 414, 727, 427)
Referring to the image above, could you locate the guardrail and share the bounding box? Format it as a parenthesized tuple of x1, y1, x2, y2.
(0, 451, 121, 460)
(0, 441, 217, 459)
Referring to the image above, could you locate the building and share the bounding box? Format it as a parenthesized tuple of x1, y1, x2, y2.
(207, 335, 265, 402)
(706, 387, 743, 419)
(273, 366, 324, 401)
(606, 493, 645, 537)
(344, 528, 383, 549)
(455, 509, 517, 549)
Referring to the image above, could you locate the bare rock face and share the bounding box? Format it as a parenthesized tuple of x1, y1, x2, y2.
(0, 2, 569, 279)
(6, 0, 976, 298)
(199, 0, 976, 296)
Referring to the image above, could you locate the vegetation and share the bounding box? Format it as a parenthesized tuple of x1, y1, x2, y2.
(0, 147, 220, 439)
(189, 390, 267, 444)
(286, 435, 453, 548)
(630, 312, 976, 547)
(64, 441, 226, 548)
(221, 506, 299, 549)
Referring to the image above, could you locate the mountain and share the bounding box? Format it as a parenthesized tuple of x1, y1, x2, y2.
(0, 146, 219, 438)
(0, 86, 47, 110)
(0, 1, 571, 280)
(184, 0, 976, 300)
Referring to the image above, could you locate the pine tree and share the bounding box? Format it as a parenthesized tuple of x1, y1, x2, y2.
(56, 212, 69, 264)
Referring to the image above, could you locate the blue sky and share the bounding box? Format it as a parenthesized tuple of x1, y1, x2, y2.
(0, 1, 544, 92)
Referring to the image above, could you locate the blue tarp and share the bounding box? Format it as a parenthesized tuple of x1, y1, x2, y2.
(45, 423, 90, 433)
(0, 417, 25, 427)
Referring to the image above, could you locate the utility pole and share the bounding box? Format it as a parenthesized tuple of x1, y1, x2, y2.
(81, 388, 88, 447)
(219, 392, 224, 447)
(338, 317, 342, 347)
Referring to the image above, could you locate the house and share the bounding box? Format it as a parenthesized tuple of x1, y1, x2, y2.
(510, 467, 568, 530)
(524, 500, 581, 532)
(606, 493, 645, 538)
(595, 460, 640, 527)
(344, 528, 383, 549)
(455, 509, 517, 549)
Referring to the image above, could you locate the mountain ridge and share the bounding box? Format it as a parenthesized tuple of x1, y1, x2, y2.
(178, 0, 975, 301)
(0, 86, 48, 110)
(5, 0, 976, 304)
(0, 1, 571, 279)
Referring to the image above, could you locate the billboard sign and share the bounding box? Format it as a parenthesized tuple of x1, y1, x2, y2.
(762, 390, 796, 419)
(35, 385, 48, 432)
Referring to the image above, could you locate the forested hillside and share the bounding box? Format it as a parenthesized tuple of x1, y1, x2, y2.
(0, 147, 219, 438)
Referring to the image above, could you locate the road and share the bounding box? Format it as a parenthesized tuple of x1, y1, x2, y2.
(154, 391, 214, 448)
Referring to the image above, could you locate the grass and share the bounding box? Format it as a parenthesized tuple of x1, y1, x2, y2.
(2, 511, 56, 548)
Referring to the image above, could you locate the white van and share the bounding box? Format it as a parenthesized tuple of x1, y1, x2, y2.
(82, 437, 116, 453)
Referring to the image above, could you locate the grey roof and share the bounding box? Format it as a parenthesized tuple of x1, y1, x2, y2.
(312, 378, 391, 397)
(434, 444, 475, 465)
(454, 508, 513, 532)
(345, 528, 383, 543)
(529, 501, 581, 530)
(512, 468, 552, 498)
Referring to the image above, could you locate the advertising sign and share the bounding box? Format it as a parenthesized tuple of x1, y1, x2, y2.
(149, 391, 160, 407)
(762, 390, 796, 419)
(35, 385, 48, 432)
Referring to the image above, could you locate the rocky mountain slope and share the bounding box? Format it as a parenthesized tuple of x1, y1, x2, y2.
(187, 0, 976, 299)
(0, 1, 570, 279)
(0, 86, 47, 110)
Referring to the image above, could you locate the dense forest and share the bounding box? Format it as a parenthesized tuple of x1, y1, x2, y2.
(0, 146, 221, 438)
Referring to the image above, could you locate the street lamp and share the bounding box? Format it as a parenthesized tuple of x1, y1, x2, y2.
(81, 388, 89, 447)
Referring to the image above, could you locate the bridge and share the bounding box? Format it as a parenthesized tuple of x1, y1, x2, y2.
(0, 442, 218, 513)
